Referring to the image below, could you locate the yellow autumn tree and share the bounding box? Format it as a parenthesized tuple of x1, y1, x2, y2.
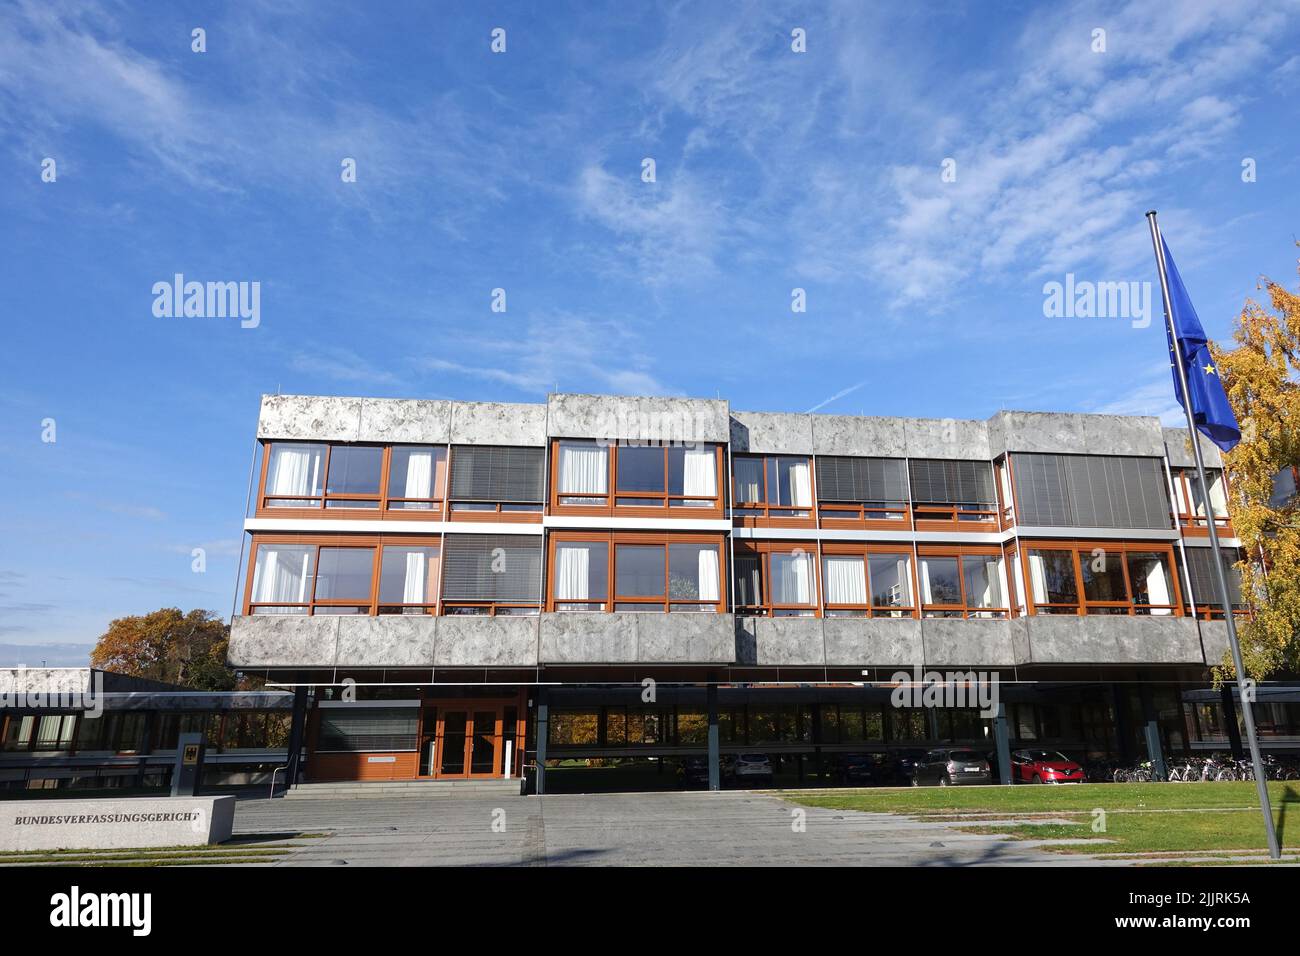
(1212, 244, 1300, 679)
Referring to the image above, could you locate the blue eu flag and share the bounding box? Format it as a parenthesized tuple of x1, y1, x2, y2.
(1160, 236, 1240, 451)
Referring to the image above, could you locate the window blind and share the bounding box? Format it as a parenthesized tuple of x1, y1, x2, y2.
(449, 445, 544, 502)
(1011, 453, 1171, 529)
(908, 458, 995, 505)
(441, 534, 542, 603)
(1180, 547, 1244, 609)
(815, 456, 908, 502)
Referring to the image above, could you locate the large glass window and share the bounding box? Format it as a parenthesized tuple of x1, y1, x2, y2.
(734, 546, 815, 616)
(553, 541, 609, 611)
(1125, 551, 1175, 615)
(324, 446, 383, 508)
(313, 547, 376, 614)
(387, 446, 447, 511)
(262, 442, 448, 513)
(441, 533, 542, 614)
(1173, 467, 1230, 529)
(250, 544, 316, 614)
(821, 551, 914, 617)
(378, 545, 440, 614)
(449, 445, 545, 512)
(733, 455, 812, 518)
(607, 443, 719, 509)
(920, 552, 1006, 618)
(611, 541, 721, 612)
(264, 442, 326, 507)
(556, 441, 610, 505)
(909, 459, 997, 522)
(1026, 549, 1079, 614)
(1024, 543, 1181, 616)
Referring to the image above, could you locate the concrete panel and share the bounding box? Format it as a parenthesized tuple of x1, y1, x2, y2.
(539, 613, 638, 664)
(257, 394, 361, 441)
(734, 617, 759, 665)
(547, 393, 729, 444)
(920, 618, 1016, 667)
(358, 398, 452, 444)
(1163, 427, 1223, 468)
(335, 616, 436, 668)
(2, 796, 235, 851)
(810, 415, 908, 457)
(434, 615, 539, 667)
(752, 617, 825, 666)
(0, 667, 91, 697)
(1079, 414, 1164, 457)
(822, 617, 923, 667)
(228, 615, 339, 668)
(1197, 620, 1230, 666)
(903, 418, 990, 460)
(729, 411, 814, 455)
(1112, 617, 1205, 664)
(1009, 618, 1033, 666)
(452, 401, 548, 446)
(1023, 615, 1204, 665)
(987, 411, 1085, 457)
(634, 613, 735, 663)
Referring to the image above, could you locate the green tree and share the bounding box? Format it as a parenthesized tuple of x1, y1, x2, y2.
(1212, 246, 1300, 678)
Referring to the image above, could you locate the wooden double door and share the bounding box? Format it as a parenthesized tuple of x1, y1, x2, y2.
(418, 702, 514, 778)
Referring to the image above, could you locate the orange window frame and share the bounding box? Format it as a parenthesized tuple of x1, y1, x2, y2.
(257, 442, 448, 518)
(548, 441, 724, 517)
(546, 531, 728, 613)
(916, 545, 1009, 619)
(731, 454, 816, 526)
(1017, 539, 1184, 617)
(244, 533, 442, 616)
(819, 544, 918, 618)
(1171, 467, 1232, 535)
(733, 541, 820, 617)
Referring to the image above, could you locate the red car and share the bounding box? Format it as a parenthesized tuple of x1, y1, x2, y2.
(1011, 749, 1085, 784)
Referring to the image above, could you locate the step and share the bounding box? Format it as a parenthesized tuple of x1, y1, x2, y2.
(283, 779, 523, 799)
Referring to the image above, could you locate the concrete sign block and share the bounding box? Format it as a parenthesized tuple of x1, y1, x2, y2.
(0, 796, 235, 852)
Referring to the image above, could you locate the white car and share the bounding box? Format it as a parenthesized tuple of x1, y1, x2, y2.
(731, 753, 773, 785)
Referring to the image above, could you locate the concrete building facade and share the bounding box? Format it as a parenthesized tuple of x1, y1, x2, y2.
(223, 392, 1281, 791)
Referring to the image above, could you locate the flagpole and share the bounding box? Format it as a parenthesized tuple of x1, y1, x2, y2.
(1146, 210, 1280, 860)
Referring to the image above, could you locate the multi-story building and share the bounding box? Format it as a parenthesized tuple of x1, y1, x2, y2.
(228, 392, 1280, 791)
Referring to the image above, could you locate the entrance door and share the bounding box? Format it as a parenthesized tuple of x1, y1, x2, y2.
(431, 707, 504, 778)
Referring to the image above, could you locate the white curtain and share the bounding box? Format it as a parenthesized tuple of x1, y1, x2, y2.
(403, 450, 433, 502)
(1012, 553, 1026, 610)
(697, 548, 720, 602)
(788, 459, 812, 507)
(682, 446, 716, 501)
(774, 552, 812, 605)
(403, 551, 427, 604)
(920, 558, 934, 605)
(252, 548, 310, 612)
(823, 556, 867, 605)
(555, 544, 591, 602)
(559, 443, 608, 495)
(1145, 559, 1172, 615)
(269, 445, 322, 498)
(734, 458, 762, 503)
(1028, 553, 1048, 605)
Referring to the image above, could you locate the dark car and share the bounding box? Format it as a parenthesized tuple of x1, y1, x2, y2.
(1011, 749, 1085, 784)
(892, 749, 932, 786)
(910, 748, 992, 786)
(677, 757, 710, 788)
(833, 752, 887, 786)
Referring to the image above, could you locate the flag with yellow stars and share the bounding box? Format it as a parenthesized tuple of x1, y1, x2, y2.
(1159, 235, 1241, 451)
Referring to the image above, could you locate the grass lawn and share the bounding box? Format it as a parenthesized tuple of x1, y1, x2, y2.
(787, 782, 1300, 857)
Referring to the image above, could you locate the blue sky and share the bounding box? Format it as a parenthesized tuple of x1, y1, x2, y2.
(1, 0, 1298, 662)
